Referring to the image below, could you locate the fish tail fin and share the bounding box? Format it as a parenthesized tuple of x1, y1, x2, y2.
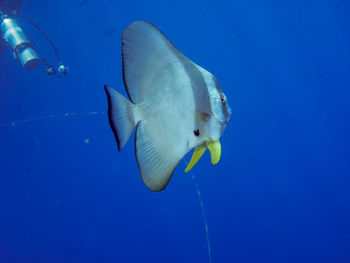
(104, 85, 138, 151)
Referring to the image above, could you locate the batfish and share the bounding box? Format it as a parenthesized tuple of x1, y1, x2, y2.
(105, 21, 231, 191)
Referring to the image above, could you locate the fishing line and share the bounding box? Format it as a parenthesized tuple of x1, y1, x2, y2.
(0, 112, 213, 262)
(0, 111, 106, 128)
(191, 173, 213, 263)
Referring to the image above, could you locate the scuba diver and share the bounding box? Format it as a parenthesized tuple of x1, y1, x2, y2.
(0, 0, 67, 75)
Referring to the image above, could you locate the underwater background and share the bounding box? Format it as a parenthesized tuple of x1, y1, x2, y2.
(0, 0, 350, 262)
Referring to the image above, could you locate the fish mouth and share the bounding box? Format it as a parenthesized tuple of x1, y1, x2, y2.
(184, 138, 221, 173)
(219, 119, 230, 125)
(212, 113, 230, 125)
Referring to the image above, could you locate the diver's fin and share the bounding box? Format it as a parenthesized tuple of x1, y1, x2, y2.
(104, 85, 137, 151)
(185, 145, 207, 173)
(135, 122, 180, 191)
(121, 20, 181, 104)
(205, 139, 221, 165)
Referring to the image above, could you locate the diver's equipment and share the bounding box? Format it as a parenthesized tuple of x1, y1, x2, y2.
(18, 13, 68, 75)
(1, 16, 40, 70)
(46, 65, 56, 75)
(58, 63, 68, 75)
(0, 11, 67, 75)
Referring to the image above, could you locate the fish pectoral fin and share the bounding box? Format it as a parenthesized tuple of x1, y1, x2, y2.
(205, 139, 221, 165)
(194, 110, 211, 123)
(185, 145, 207, 173)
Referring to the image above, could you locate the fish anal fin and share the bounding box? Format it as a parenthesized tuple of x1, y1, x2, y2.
(135, 122, 181, 191)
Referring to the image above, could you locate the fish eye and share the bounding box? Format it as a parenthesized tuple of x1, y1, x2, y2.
(220, 96, 226, 103)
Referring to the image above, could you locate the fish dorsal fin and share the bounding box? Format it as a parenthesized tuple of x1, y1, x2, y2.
(135, 122, 181, 191)
(122, 21, 183, 104)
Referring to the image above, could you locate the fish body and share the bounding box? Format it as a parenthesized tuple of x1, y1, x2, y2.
(105, 21, 231, 191)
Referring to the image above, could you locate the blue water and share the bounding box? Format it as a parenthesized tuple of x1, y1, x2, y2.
(0, 1, 350, 262)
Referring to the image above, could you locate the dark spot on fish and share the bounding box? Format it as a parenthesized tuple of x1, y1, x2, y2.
(194, 129, 200, 137)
